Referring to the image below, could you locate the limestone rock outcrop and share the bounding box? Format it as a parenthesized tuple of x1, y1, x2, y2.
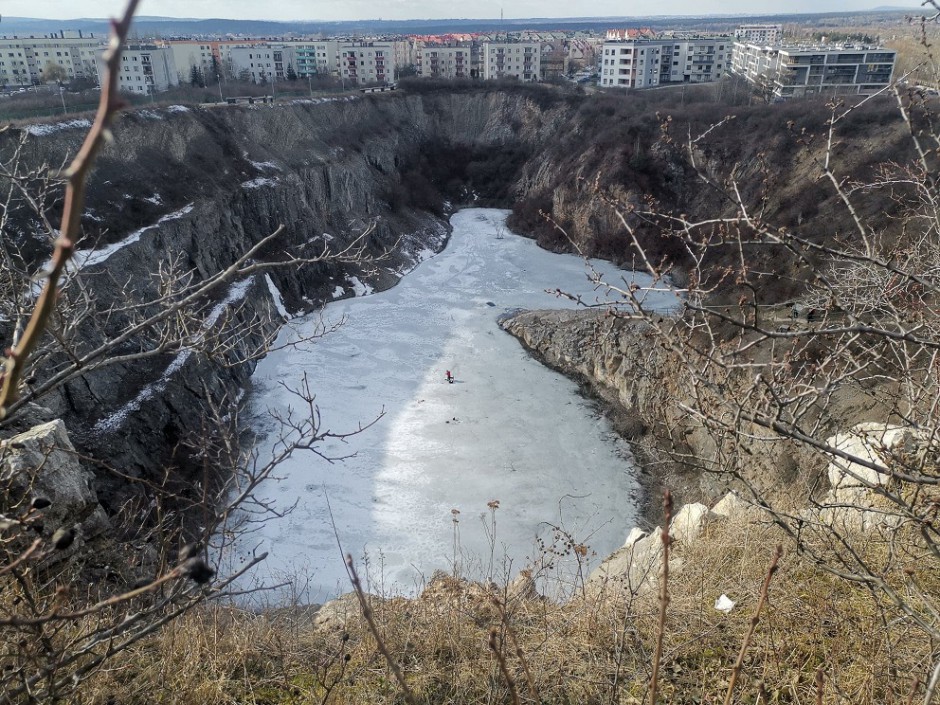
(0, 419, 109, 544)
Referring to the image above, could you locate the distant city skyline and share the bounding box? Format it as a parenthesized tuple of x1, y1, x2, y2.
(0, 0, 898, 23)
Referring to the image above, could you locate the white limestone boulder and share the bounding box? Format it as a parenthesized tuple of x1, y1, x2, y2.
(623, 526, 648, 547)
(711, 491, 753, 519)
(825, 423, 915, 490)
(586, 526, 665, 598)
(314, 593, 371, 631)
(507, 569, 540, 602)
(670, 502, 722, 545)
(0, 420, 109, 537)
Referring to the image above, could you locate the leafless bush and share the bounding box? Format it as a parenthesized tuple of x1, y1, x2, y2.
(0, 3, 381, 702)
(583, 26, 940, 700)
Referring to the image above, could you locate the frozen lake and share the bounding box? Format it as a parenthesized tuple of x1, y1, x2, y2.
(227, 208, 672, 601)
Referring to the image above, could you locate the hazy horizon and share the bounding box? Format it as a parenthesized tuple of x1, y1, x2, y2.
(0, 0, 904, 23)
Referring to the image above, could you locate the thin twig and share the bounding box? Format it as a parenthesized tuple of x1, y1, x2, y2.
(649, 490, 672, 705)
(489, 628, 522, 705)
(345, 554, 419, 705)
(724, 545, 783, 705)
(906, 676, 923, 705)
(493, 594, 539, 702)
(925, 657, 940, 705)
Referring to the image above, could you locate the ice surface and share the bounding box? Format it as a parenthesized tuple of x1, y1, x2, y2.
(228, 209, 676, 602)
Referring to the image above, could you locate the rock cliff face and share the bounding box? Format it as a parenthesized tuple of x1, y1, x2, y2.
(499, 309, 712, 515)
(0, 90, 575, 507)
(499, 309, 830, 519)
(0, 86, 907, 518)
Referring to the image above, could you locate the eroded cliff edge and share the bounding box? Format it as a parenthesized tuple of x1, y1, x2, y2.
(1, 85, 911, 520)
(0, 90, 570, 511)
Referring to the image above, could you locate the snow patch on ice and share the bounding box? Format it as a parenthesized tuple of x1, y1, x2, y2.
(166, 104, 190, 113)
(346, 276, 373, 297)
(143, 193, 163, 205)
(264, 274, 290, 319)
(76, 203, 195, 269)
(23, 118, 92, 136)
(93, 277, 255, 434)
(241, 177, 279, 190)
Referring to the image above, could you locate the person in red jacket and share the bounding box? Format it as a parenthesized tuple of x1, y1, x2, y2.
(445, 370, 454, 384)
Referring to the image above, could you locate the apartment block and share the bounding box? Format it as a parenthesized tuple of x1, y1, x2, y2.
(283, 41, 339, 77)
(0, 31, 104, 86)
(418, 44, 471, 79)
(228, 45, 295, 83)
(731, 42, 896, 98)
(734, 24, 783, 44)
(96, 44, 179, 94)
(599, 37, 731, 88)
(162, 41, 216, 81)
(395, 39, 419, 73)
(482, 42, 541, 81)
(340, 42, 395, 85)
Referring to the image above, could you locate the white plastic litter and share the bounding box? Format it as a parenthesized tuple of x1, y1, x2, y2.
(715, 594, 736, 613)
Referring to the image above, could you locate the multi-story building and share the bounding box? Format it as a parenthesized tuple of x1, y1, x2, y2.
(283, 41, 339, 77)
(482, 42, 541, 81)
(418, 44, 471, 79)
(96, 44, 178, 94)
(541, 40, 567, 80)
(228, 44, 296, 83)
(395, 39, 419, 74)
(340, 42, 395, 85)
(0, 31, 105, 86)
(730, 42, 896, 98)
(734, 24, 783, 44)
(161, 41, 215, 82)
(599, 37, 731, 88)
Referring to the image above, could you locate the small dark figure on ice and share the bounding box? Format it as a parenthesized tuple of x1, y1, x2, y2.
(445, 370, 454, 384)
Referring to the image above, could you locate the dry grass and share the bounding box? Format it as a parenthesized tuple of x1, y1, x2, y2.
(65, 509, 938, 705)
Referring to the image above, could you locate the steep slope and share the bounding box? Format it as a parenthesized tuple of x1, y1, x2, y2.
(0, 85, 913, 514)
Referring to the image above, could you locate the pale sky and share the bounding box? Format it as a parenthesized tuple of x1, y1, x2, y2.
(0, 0, 885, 22)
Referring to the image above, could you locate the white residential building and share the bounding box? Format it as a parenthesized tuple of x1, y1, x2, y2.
(734, 24, 783, 44)
(283, 41, 339, 77)
(162, 41, 215, 82)
(340, 42, 395, 86)
(599, 37, 731, 88)
(0, 31, 105, 86)
(418, 45, 471, 79)
(96, 44, 178, 94)
(228, 45, 296, 83)
(482, 42, 541, 81)
(730, 42, 896, 98)
(395, 39, 419, 74)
